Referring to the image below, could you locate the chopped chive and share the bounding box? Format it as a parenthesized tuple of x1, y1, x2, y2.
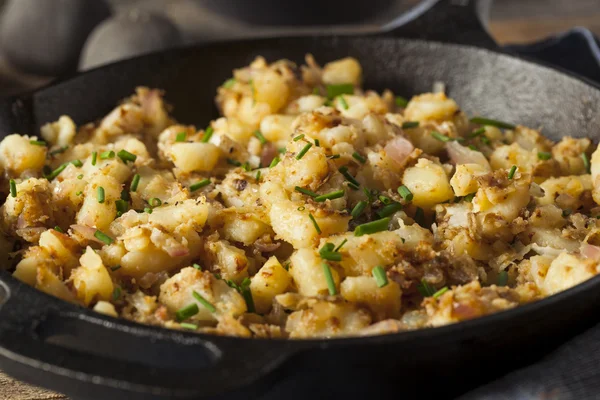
(315, 190, 345, 202)
(43, 165, 52, 176)
(278, 147, 286, 154)
(100, 150, 115, 159)
(175, 132, 186, 142)
(54, 225, 64, 233)
(401, 121, 419, 129)
(50, 146, 68, 155)
(298, 206, 305, 211)
(348, 182, 360, 191)
(46, 163, 67, 180)
(319, 245, 342, 261)
(354, 217, 390, 236)
(121, 189, 130, 201)
(111, 265, 121, 271)
(227, 158, 242, 167)
(352, 152, 366, 164)
(192, 263, 202, 270)
(241, 162, 251, 172)
(363, 187, 375, 202)
(115, 199, 128, 216)
(308, 213, 321, 234)
(470, 127, 486, 138)
(480, 136, 491, 145)
(378, 195, 392, 205)
(508, 165, 517, 179)
(112, 286, 121, 301)
(417, 279, 436, 297)
(295, 186, 318, 197)
(130, 174, 141, 192)
(222, 78, 236, 89)
(192, 290, 216, 313)
(328, 154, 341, 159)
(377, 202, 403, 218)
(397, 185, 413, 201)
(201, 126, 214, 143)
(296, 143, 313, 160)
(433, 287, 449, 298)
(254, 130, 267, 144)
(322, 263, 337, 295)
(463, 193, 476, 202)
(91, 151, 97, 166)
(372, 266, 388, 288)
(470, 117, 515, 130)
(334, 238, 348, 252)
(94, 229, 113, 245)
(395, 96, 409, 108)
(468, 144, 478, 151)
(144, 207, 153, 214)
(431, 131, 451, 142)
(313, 87, 320, 95)
(117, 149, 137, 163)
(75, 191, 82, 196)
(175, 303, 199, 321)
(562, 209, 572, 217)
(269, 156, 280, 168)
(414, 207, 425, 226)
(190, 179, 211, 192)
(283, 262, 290, 271)
(293, 134, 305, 142)
(149, 198, 162, 207)
(326, 83, 354, 99)
(71, 159, 83, 168)
(9, 179, 16, 197)
(338, 96, 349, 110)
(351, 200, 368, 219)
(497, 271, 508, 286)
(537, 151, 552, 160)
(314, 139, 320, 147)
(97, 186, 105, 203)
(582, 153, 591, 173)
(255, 170, 261, 182)
(29, 140, 46, 146)
(339, 166, 360, 186)
(180, 322, 198, 330)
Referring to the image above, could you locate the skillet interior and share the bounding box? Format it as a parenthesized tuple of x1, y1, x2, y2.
(1, 36, 600, 399)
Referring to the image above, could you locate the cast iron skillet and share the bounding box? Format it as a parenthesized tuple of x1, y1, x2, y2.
(1, 0, 600, 399)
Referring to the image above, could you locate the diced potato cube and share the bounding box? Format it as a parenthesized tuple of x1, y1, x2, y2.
(542, 252, 597, 295)
(322, 57, 362, 86)
(450, 163, 489, 196)
(404, 93, 458, 121)
(289, 248, 340, 296)
(169, 142, 221, 172)
(70, 247, 114, 306)
(250, 257, 292, 314)
(402, 158, 454, 209)
(0, 134, 47, 175)
(340, 276, 402, 319)
(285, 301, 371, 338)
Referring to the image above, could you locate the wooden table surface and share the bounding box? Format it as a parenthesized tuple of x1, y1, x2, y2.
(2, 0, 600, 398)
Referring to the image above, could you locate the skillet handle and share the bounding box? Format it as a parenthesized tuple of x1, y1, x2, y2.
(0, 273, 293, 399)
(380, 0, 497, 49)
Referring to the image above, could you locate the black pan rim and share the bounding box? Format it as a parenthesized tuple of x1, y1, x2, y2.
(1, 33, 600, 351)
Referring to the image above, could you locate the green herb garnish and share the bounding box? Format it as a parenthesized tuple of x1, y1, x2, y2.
(9, 179, 16, 198)
(372, 266, 388, 288)
(401, 121, 419, 129)
(192, 290, 216, 313)
(377, 202, 402, 218)
(149, 198, 162, 207)
(497, 271, 508, 286)
(180, 322, 198, 330)
(315, 190, 345, 202)
(201, 126, 214, 143)
(433, 287, 449, 298)
(54, 226, 64, 233)
(190, 179, 211, 192)
(97, 186, 105, 203)
(175, 303, 199, 321)
(470, 127, 486, 138)
(339, 166, 360, 187)
(395, 96, 409, 108)
(334, 238, 348, 252)
(319, 243, 342, 261)
(338, 96, 349, 110)
(175, 132, 186, 142)
(397, 185, 413, 201)
(50, 146, 68, 156)
(417, 279, 436, 297)
(46, 163, 67, 180)
(470, 117, 515, 130)
(322, 263, 337, 295)
(222, 78, 236, 89)
(537, 151, 552, 160)
(309, 213, 321, 234)
(508, 165, 517, 179)
(117, 150, 137, 163)
(71, 159, 83, 168)
(293, 134, 305, 142)
(91, 151, 97, 166)
(431, 131, 451, 142)
(354, 217, 390, 236)
(29, 140, 46, 146)
(351, 200, 368, 219)
(254, 130, 267, 144)
(352, 152, 366, 164)
(269, 157, 280, 168)
(295, 186, 318, 197)
(582, 153, 591, 173)
(100, 150, 115, 159)
(94, 229, 113, 245)
(296, 143, 313, 160)
(326, 83, 354, 99)
(130, 174, 140, 192)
